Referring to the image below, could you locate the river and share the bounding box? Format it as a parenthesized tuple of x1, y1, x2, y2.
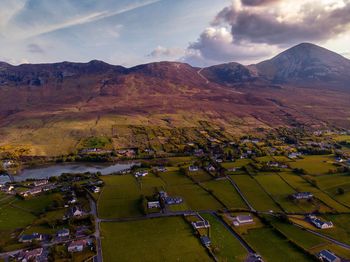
(0, 162, 137, 183)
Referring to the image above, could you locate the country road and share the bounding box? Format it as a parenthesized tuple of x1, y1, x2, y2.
(88, 196, 103, 262)
(226, 176, 256, 212)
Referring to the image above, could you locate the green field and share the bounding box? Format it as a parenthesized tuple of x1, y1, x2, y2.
(231, 175, 281, 212)
(289, 155, 335, 175)
(281, 173, 349, 212)
(101, 217, 212, 262)
(98, 175, 143, 219)
(12, 193, 57, 214)
(221, 159, 251, 169)
(314, 173, 350, 206)
(0, 206, 36, 230)
(202, 179, 248, 210)
(159, 171, 223, 211)
(201, 214, 247, 261)
(243, 227, 313, 262)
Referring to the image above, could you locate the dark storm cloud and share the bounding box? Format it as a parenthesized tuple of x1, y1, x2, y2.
(214, 2, 350, 46)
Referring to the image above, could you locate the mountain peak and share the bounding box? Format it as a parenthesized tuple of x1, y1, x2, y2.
(255, 43, 350, 85)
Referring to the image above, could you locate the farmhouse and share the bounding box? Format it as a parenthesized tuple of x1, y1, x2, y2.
(318, 250, 341, 262)
(33, 179, 49, 187)
(200, 236, 211, 247)
(188, 166, 199, 172)
(155, 166, 167, 172)
(17, 248, 44, 262)
(68, 206, 85, 217)
(147, 201, 160, 209)
(192, 220, 210, 229)
(19, 233, 43, 243)
(165, 196, 183, 205)
(57, 228, 70, 238)
(206, 165, 216, 172)
(68, 240, 86, 252)
(135, 171, 148, 177)
(306, 215, 333, 229)
(291, 192, 313, 200)
(233, 214, 254, 226)
(20, 187, 42, 197)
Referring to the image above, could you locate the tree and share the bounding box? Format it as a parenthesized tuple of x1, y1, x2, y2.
(337, 187, 345, 195)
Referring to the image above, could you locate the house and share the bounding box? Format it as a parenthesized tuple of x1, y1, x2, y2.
(69, 206, 85, 217)
(159, 191, 168, 199)
(57, 228, 70, 238)
(155, 166, 167, 172)
(135, 171, 148, 177)
(17, 248, 44, 262)
(206, 165, 216, 172)
(318, 250, 341, 262)
(200, 236, 211, 247)
(233, 215, 254, 226)
(68, 240, 86, 252)
(306, 215, 333, 229)
(192, 220, 210, 229)
(89, 186, 100, 193)
(288, 152, 301, 159)
(33, 179, 49, 187)
(227, 167, 237, 172)
(19, 233, 43, 243)
(165, 196, 183, 205)
(188, 166, 199, 172)
(2, 160, 14, 169)
(291, 192, 313, 200)
(147, 201, 160, 209)
(21, 187, 42, 197)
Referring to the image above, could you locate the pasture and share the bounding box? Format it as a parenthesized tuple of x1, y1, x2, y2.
(231, 175, 282, 212)
(289, 155, 335, 175)
(201, 214, 247, 261)
(243, 227, 313, 262)
(202, 179, 248, 210)
(100, 217, 212, 262)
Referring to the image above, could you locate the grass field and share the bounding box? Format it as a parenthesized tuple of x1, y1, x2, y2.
(159, 171, 223, 211)
(289, 155, 335, 175)
(231, 175, 282, 212)
(243, 227, 313, 262)
(281, 173, 349, 212)
(98, 175, 142, 219)
(100, 217, 212, 262)
(314, 173, 350, 206)
(0, 206, 36, 230)
(202, 179, 248, 210)
(221, 159, 251, 169)
(255, 175, 302, 212)
(12, 193, 57, 214)
(201, 214, 248, 261)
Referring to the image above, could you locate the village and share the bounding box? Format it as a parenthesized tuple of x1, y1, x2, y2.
(0, 128, 350, 261)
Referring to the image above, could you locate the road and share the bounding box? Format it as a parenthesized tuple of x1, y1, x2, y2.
(212, 213, 256, 254)
(226, 176, 256, 212)
(88, 196, 103, 262)
(293, 223, 350, 250)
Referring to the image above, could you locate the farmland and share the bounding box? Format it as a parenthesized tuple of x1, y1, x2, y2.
(231, 175, 282, 212)
(100, 217, 212, 262)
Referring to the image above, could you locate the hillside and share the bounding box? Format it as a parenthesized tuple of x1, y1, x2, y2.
(0, 43, 349, 156)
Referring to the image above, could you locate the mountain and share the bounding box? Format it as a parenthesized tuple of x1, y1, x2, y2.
(254, 43, 350, 86)
(0, 43, 349, 156)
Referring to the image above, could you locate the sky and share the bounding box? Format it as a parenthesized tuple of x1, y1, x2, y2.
(0, 0, 350, 67)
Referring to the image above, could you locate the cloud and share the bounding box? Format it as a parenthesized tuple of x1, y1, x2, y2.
(7, 0, 161, 39)
(241, 0, 280, 6)
(184, 27, 275, 66)
(148, 46, 185, 58)
(27, 43, 45, 54)
(213, 0, 350, 46)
